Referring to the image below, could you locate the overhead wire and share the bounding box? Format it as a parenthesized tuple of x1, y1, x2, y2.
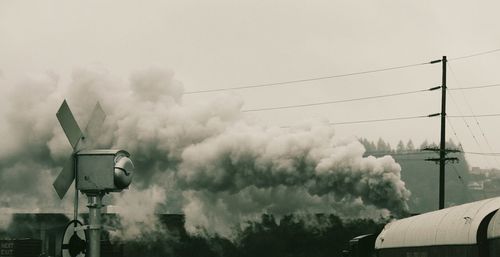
(278, 114, 437, 128)
(446, 69, 493, 168)
(446, 116, 461, 145)
(443, 118, 468, 188)
(184, 47, 500, 95)
(242, 88, 431, 112)
(448, 63, 500, 167)
(449, 47, 500, 61)
(364, 149, 500, 157)
(182, 49, 500, 153)
(464, 152, 500, 156)
(446, 80, 484, 148)
(364, 151, 434, 156)
(184, 61, 431, 94)
(448, 83, 500, 91)
(392, 159, 429, 161)
(448, 113, 500, 118)
(360, 148, 473, 193)
(329, 114, 436, 125)
(446, 116, 466, 156)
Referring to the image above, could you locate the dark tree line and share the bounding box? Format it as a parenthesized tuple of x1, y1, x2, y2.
(122, 213, 385, 257)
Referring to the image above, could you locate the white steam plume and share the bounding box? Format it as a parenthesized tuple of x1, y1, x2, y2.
(0, 66, 410, 238)
(109, 185, 167, 240)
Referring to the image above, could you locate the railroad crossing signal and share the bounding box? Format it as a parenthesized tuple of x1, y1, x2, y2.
(61, 220, 87, 257)
(53, 100, 106, 199)
(52, 100, 134, 198)
(52, 100, 134, 257)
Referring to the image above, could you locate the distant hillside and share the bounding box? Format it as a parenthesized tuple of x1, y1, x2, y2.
(359, 138, 473, 213)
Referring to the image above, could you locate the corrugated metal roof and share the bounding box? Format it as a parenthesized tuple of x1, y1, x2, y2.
(375, 197, 500, 249)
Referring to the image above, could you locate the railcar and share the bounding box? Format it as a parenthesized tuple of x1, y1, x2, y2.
(374, 197, 500, 257)
(345, 234, 377, 257)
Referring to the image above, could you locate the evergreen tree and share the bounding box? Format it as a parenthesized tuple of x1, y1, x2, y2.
(377, 138, 391, 152)
(406, 140, 415, 151)
(397, 140, 405, 153)
(420, 140, 429, 149)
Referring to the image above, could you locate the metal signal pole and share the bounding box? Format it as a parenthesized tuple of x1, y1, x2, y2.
(87, 193, 103, 257)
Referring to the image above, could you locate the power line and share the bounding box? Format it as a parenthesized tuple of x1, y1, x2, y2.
(464, 152, 500, 156)
(448, 62, 500, 167)
(445, 116, 471, 164)
(367, 149, 500, 157)
(448, 83, 500, 91)
(447, 90, 481, 144)
(329, 114, 436, 125)
(393, 159, 428, 161)
(446, 66, 493, 168)
(449, 47, 500, 61)
(448, 113, 500, 118)
(184, 61, 431, 94)
(184, 48, 500, 95)
(365, 151, 433, 156)
(447, 92, 494, 168)
(242, 88, 431, 112)
(446, 116, 462, 146)
(278, 114, 435, 128)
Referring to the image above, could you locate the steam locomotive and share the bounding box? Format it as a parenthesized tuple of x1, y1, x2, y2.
(346, 197, 500, 257)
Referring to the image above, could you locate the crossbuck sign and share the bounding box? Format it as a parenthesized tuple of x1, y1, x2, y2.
(52, 100, 134, 257)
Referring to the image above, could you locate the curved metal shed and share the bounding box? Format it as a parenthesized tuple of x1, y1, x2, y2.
(487, 206, 500, 239)
(375, 197, 500, 249)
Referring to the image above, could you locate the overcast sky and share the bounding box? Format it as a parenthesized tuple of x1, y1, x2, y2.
(2, 0, 500, 169)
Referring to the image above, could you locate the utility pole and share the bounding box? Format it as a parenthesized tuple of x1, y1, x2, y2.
(425, 56, 459, 210)
(439, 55, 447, 210)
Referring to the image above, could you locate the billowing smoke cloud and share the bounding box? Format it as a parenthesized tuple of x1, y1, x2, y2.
(0, 66, 410, 238)
(0, 73, 74, 212)
(0, 212, 12, 231)
(109, 185, 167, 240)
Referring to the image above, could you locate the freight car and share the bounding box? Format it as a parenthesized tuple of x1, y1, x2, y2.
(349, 197, 500, 257)
(345, 234, 376, 257)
